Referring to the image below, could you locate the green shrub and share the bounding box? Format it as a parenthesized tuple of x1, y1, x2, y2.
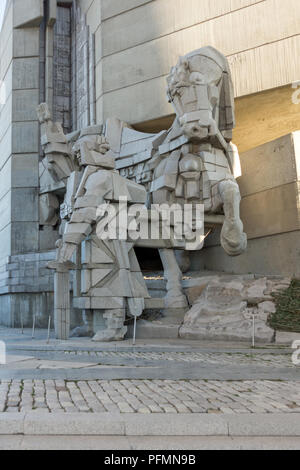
(267, 279, 300, 332)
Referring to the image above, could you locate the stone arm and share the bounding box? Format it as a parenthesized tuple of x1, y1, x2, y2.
(37, 103, 76, 183)
(56, 169, 113, 264)
(56, 208, 96, 264)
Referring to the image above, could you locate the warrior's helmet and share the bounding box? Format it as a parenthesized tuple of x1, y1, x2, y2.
(72, 125, 115, 169)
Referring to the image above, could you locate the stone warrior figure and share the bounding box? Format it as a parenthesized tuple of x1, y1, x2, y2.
(37, 104, 149, 341)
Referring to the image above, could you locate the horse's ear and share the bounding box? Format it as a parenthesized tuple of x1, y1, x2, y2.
(219, 71, 235, 131)
(182, 60, 189, 70)
(178, 56, 189, 70)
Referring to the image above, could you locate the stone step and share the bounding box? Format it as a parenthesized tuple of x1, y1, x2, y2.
(145, 276, 167, 300)
(127, 320, 179, 339)
(147, 289, 166, 299)
(144, 298, 164, 310)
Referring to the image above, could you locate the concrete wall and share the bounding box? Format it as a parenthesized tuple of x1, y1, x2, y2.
(0, 0, 13, 260)
(78, 0, 300, 151)
(234, 85, 300, 153)
(195, 133, 300, 277)
(0, 0, 47, 326)
(71, 3, 96, 131)
(0, 0, 40, 261)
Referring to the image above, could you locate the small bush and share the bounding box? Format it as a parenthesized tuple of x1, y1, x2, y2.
(267, 279, 300, 332)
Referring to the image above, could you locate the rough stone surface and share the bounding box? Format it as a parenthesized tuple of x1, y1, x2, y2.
(180, 276, 291, 342)
(38, 105, 149, 340)
(0, 378, 300, 417)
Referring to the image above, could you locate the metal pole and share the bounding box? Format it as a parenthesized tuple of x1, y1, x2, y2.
(252, 314, 255, 348)
(47, 316, 51, 344)
(133, 315, 137, 346)
(32, 315, 36, 340)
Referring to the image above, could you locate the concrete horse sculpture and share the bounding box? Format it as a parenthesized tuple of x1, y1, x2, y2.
(106, 46, 247, 312)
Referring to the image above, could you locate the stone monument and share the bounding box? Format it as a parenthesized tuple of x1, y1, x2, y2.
(38, 104, 149, 341)
(38, 47, 250, 341)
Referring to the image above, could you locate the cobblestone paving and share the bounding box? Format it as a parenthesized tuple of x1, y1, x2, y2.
(1, 379, 299, 414)
(63, 351, 295, 368)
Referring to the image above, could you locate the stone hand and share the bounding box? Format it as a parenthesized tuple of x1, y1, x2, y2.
(56, 240, 76, 264)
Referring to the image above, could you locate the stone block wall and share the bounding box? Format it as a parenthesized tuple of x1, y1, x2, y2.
(71, 2, 96, 131)
(0, 251, 55, 326)
(0, 250, 81, 328)
(0, 1, 62, 326)
(93, 0, 300, 118)
(0, 0, 40, 262)
(53, 4, 72, 133)
(78, 0, 300, 153)
(0, 251, 55, 295)
(194, 133, 300, 278)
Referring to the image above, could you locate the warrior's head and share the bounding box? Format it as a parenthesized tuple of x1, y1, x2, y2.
(72, 125, 114, 169)
(37, 102, 51, 123)
(167, 47, 235, 142)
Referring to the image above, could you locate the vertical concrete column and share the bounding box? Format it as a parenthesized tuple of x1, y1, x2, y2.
(10, 0, 43, 255)
(0, 1, 45, 327)
(53, 4, 72, 132)
(53, 267, 70, 340)
(72, 2, 97, 129)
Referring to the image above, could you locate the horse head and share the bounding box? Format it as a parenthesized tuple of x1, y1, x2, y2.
(167, 46, 235, 143)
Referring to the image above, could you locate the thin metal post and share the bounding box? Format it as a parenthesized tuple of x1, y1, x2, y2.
(32, 315, 36, 340)
(133, 315, 137, 346)
(47, 316, 51, 344)
(252, 314, 255, 348)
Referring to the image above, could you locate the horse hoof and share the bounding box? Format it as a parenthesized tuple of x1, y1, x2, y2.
(221, 222, 247, 256)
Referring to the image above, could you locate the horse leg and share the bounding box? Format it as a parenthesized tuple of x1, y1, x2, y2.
(218, 179, 247, 256)
(159, 248, 188, 308)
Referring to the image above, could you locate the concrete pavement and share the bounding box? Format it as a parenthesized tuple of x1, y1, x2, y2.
(0, 327, 299, 449)
(1, 412, 300, 437)
(1, 435, 300, 450)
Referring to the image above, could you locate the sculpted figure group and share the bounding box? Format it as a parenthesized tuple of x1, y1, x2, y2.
(37, 47, 247, 341)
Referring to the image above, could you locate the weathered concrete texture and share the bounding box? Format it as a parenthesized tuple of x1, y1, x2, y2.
(1, 436, 300, 451)
(127, 320, 180, 339)
(94, 0, 300, 128)
(234, 85, 300, 154)
(1, 411, 300, 438)
(139, 274, 292, 343)
(71, 4, 95, 131)
(0, 251, 81, 328)
(180, 275, 290, 343)
(101, 0, 152, 21)
(53, 5, 72, 133)
(0, 292, 81, 330)
(13, 0, 44, 29)
(239, 132, 300, 197)
(192, 132, 300, 277)
(0, 2, 44, 326)
(0, 293, 54, 328)
(0, 3, 41, 262)
(197, 230, 300, 278)
(238, 132, 300, 240)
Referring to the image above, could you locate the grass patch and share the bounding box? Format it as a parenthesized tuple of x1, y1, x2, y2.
(267, 279, 300, 332)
